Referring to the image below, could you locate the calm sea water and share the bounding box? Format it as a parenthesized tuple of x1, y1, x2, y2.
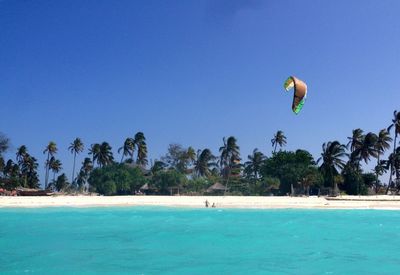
(1, 207, 400, 274)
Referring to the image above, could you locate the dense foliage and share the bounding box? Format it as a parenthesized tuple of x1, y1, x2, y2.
(88, 164, 147, 195)
(261, 150, 322, 195)
(1, 110, 400, 196)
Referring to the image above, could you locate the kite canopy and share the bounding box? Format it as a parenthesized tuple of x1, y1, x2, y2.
(283, 76, 307, 114)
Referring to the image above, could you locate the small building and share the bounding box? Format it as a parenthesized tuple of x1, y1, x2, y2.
(139, 183, 156, 195)
(206, 182, 227, 194)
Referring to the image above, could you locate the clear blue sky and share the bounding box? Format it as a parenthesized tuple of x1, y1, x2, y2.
(1, 0, 399, 186)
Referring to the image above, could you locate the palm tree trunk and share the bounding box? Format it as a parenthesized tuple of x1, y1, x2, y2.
(357, 159, 362, 196)
(375, 154, 380, 194)
(72, 151, 76, 183)
(223, 167, 229, 196)
(45, 152, 50, 189)
(120, 154, 124, 163)
(331, 169, 338, 196)
(387, 134, 397, 194)
(273, 143, 277, 154)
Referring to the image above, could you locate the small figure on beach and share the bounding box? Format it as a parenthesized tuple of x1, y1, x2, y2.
(205, 200, 209, 208)
(211, 203, 216, 208)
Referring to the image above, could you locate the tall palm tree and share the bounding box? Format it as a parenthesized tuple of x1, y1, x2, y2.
(77, 157, 93, 191)
(43, 141, 57, 189)
(16, 145, 28, 164)
(374, 129, 392, 189)
(347, 128, 364, 153)
(134, 132, 148, 167)
(150, 160, 167, 175)
(19, 154, 39, 189)
(350, 132, 379, 194)
(271, 130, 287, 153)
(387, 110, 400, 191)
(89, 143, 101, 167)
(351, 132, 379, 165)
(317, 141, 347, 193)
(97, 142, 114, 167)
(118, 138, 135, 163)
(16, 145, 30, 187)
(244, 148, 266, 180)
(385, 147, 400, 190)
(68, 138, 84, 183)
(186, 146, 196, 173)
(81, 157, 93, 174)
(0, 156, 4, 177)
(49, 157, 62, 182)
(3, 159, 16, 178)
(194, 149, 216, 177)
(219, 136, 241, 191)
(0, 132, 9, 156)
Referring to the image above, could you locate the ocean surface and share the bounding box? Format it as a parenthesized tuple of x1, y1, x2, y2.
(1, 207, 400, 274)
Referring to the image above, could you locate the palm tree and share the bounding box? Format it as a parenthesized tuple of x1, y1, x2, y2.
(150, 160, 167, 175)
(186, 146, 196, 174)
(16, 145, 30, 187)
(118, 138, 135, 163)
(0, 156, 4, 177)
(134, 132, 148, 167)
(97, 142, 114, 167)
(374, 160, 388, 193)
(347, 128, 364, 153)
(219, 136, 241, 191)
(350, 132, 379, 194)
(68, 138, 84, 183)
(194, 149, 216, 177)
(19, 154, 39, 189)
(244, 149, 266, 180)
(385, 147, 400, 190)
(317, 141, 347, 194)
(351, 132, 379, 165)
(16, 145, 28, 164)
(387, 110, 400, 191)
(43, 141, 57, 189)
(89, 143, 101, 167)
(49, 157, 62, 182)
(271, 130, 287, 153)
(0, 132, 9, 156)
(77, 157, 93, 191)
(374, 129, 392, 190)
(3, 159, 16, 178)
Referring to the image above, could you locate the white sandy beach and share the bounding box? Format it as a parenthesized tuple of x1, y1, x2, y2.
(2, 195, 400, 209)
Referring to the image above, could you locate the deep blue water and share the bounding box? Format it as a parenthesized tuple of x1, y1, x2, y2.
(1, 207, 400, 274)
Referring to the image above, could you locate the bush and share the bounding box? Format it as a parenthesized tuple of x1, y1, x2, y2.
(88, 164, 147, 195)
(151, 169, 187, 195)
(185, 177, 209, 193)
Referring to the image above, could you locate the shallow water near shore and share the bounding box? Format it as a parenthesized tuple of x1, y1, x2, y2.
(1, 207, 400, 274)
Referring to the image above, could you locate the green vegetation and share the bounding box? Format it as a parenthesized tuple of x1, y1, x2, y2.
(88, 164, 147, 195)
(1, 111, 400, 196)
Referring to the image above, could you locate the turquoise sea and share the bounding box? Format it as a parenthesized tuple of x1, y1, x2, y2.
(1, 207, 400, 274)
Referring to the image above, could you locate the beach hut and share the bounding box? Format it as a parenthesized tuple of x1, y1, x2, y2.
(206, 182, 227, 194)
(139, 183, 155, 195)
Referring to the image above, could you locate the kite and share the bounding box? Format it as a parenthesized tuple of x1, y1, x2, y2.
(283, 76, 307, 114)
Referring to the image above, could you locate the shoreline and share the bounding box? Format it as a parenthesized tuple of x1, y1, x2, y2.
(2, 195, 400, 210)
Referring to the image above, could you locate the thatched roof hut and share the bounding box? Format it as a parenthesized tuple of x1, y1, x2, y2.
(206, 182, 227, 193)
(139, 183, 152, 191)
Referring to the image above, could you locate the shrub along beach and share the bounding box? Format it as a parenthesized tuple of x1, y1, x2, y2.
(1, 110, 400, 207)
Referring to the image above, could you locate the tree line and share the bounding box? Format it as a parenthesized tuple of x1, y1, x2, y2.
(0, 110, 399, 196)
